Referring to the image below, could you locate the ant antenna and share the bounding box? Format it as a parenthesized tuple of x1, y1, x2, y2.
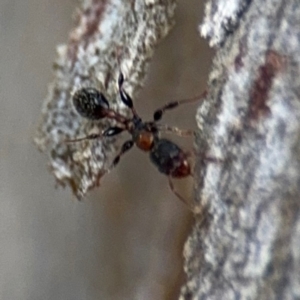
(114, 49, 140, 119)
(117, 72, 140, 119)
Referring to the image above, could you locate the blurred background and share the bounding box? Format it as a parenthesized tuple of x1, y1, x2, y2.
(0, 0, 212, 299)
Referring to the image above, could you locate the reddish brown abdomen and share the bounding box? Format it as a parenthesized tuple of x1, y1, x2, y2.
(149, 139, 191, 178)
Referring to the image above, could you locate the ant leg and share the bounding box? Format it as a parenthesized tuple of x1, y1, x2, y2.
(65, 127, 124, 143)
(203, 156, 223, 164)
(168, 176, 193, 210)
(153, 90, 208, 121)
(111, 140, 134, 169)
(117, 72, 139, 118)
(156, 125, 195, 137)
(103, 127, 124, 137)
(65, 133, 102, 143)
(193, 149, 224, 164)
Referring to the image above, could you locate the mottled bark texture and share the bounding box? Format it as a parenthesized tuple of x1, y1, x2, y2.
(181, 0, 300, 299)
(34, 0, 300, 299)
(34, 0, 176, 198)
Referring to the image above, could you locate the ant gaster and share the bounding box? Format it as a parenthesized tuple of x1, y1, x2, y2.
(71, 73, 206, 206)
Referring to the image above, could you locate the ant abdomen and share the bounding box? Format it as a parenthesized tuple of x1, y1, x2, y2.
(150, 139, 191, 178)
(73, 87, 109, 120)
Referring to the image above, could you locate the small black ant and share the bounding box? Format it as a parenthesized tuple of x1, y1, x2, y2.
(71, 73, 206, 206)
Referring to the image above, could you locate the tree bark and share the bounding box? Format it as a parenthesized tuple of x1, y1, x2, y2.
(181, 0, 300, 299)
(34, 0, 300, 299)
(34, 0, 177, 199)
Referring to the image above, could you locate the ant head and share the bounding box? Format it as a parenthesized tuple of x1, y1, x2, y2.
(73, 87, 110, 120)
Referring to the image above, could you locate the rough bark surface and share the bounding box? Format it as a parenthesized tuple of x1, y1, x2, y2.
(181, 0, 300, 299)
(34, 0, 176, 199)
(34, 0, 300, 299)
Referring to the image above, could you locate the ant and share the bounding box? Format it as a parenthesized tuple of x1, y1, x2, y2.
(71, 73, 206, 206)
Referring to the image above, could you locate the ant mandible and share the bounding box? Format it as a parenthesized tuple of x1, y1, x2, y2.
(71, 73, 206, 206)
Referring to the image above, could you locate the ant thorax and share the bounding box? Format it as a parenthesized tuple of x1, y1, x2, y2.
(130, 120, 157, 152)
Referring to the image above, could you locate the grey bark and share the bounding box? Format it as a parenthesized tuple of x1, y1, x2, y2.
(181, 0, 300, 299)
(34, 0, 177, 199)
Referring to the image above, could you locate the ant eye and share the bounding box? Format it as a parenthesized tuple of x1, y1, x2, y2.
(73, 88, 109, 120)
